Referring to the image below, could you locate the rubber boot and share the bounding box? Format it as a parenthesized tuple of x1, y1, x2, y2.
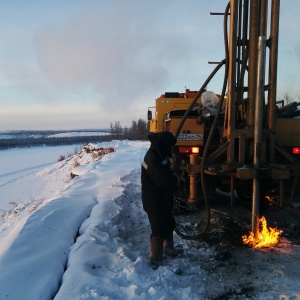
(150, 236, 164, 269)
(163, 234, 184, 257)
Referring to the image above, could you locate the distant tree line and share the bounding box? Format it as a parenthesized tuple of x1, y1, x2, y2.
(0, 118, 149, 150)
(110, 118, 149, 140)
(0, 135, 111, 150)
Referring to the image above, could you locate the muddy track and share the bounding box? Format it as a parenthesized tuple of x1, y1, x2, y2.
(107, 171, 300, 299)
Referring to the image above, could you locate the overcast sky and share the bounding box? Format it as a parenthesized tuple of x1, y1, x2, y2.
(0, 0, 299, 131)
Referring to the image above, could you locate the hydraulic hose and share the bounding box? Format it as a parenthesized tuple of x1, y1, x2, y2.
(175, 2, 230, 240)
(174, 60, 226, 240)
(198, 2, 230, 238)
(174, 60, 226, 139)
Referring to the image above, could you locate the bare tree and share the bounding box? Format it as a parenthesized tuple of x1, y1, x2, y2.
(109, 119, 148, 140)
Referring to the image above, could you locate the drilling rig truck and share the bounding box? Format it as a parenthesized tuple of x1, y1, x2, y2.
(147, 0, 300, 239)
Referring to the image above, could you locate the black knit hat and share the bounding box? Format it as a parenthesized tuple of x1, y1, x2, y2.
(159, 131, 176, 148)
(147, 131, 176, 157)
(159, 131, 176, 157)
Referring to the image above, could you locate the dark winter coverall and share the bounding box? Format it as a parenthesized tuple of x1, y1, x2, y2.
(141, 131, 180, 244)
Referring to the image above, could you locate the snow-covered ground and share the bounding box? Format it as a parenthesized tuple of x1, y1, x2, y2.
(0, 140, 300, 300)
(0, 130, 110, 139)
(48, 131, 111, 138)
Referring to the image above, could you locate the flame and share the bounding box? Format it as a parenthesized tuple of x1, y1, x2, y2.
(265, 196, 274, 203)
(242, 216, 282, 248)
(265, 195, 274, 204)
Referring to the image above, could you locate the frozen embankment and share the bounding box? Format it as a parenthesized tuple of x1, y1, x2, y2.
(0, 140, 149, 299)
(0, 192, 96, 299)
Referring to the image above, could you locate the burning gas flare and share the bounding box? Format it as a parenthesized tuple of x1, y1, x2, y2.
(265, 195, 275, 205)
(242, 216, 282, 248)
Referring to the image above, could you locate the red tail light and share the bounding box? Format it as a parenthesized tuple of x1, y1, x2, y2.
(292, 147, 300, 154)
(179, 147, 200, 154)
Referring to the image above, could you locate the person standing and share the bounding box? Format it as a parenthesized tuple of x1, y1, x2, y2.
(141, 131, 183, 269)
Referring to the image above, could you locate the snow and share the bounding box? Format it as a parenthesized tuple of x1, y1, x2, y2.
(0, 140, 300, 299)
(0, 130, 110, 139)
(48, 131, 110, 138)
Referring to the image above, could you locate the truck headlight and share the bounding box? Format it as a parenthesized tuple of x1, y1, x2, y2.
(202, 109, 211, 118)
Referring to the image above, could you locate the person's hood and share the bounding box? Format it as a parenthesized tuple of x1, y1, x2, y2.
(147, 131, 176, 158)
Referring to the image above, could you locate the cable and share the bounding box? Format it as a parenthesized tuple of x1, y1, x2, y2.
(175, 2, 230, 240)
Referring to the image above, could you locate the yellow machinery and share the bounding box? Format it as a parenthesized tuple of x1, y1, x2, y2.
(147, 0, 300, 239)
(148, 90, 205, 148)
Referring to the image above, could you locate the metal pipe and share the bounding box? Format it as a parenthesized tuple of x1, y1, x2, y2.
(227, 0, 238, 161)
(260, 0, 268, 36)
(237, 0, 249, 107)
(188, 154, 198, 205)
(268, 0, 280, 135)
(252, 35, 267, 236)
(242, 0, 249, 52)
(237, 0, 242, 86)
(248, 0, 259, 127)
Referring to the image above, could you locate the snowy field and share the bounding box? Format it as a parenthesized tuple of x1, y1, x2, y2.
(0, 140, 300, 299)
(48, 131, 111, 138)
(0, 144, 82, 209)
(0, 130, 110, 139)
